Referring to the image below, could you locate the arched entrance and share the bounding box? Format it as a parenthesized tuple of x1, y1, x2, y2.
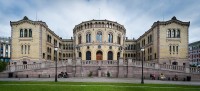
(172, 61, 178, 65)
(96, 51, 103, 60)
(22, 61, 27, 64)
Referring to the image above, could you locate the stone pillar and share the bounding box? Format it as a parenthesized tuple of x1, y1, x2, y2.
(127, 58, 133, 77)
(185, 62, 190, 73)
(75, 57, 81, 77)
(128, 59, 132, 65)
(41, 62, 45, 68)
(98, 67, 101, 77)
(10, 65, 16, 72)
(154, 63, 160, 69)
(65, 59, 73, 77)
(67, 59, 72, 65)
(118, 58, 124, 78)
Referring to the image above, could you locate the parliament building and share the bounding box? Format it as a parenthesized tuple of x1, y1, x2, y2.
(10, 16, 190, 66)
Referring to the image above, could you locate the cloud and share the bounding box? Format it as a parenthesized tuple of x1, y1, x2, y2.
(0, 0, 200, 43)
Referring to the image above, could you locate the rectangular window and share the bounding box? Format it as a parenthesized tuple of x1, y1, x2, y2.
(43, 53, 45, 59)
(171, 30, 174, 38)
(29, 29, 32, 37)
(28, 45, 30, 54)
(173, 29, 176, 38)
(173, 46, 175, 53)
(176, 46, 178, 54)
(169, 46, 171, 54)
(25, 45, 27, 54)
(21, 45, 23, 54)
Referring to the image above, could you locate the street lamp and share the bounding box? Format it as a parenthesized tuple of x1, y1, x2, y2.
(141, 48, 144, 84)
(117, 46, 123, 78)
(54, 47, 58, 82)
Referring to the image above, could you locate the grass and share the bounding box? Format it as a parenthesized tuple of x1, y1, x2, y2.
(0, 81, 200, 91)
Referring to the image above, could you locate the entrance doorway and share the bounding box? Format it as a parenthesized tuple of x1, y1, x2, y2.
(96, 51, 103, 60)
(22, 61, 27, 69)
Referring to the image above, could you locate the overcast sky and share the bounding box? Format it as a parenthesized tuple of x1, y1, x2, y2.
(0, 0, 199, 43)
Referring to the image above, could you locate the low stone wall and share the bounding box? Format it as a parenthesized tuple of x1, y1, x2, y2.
(1, 59, 200, 81)
(1, 65, 200, 81)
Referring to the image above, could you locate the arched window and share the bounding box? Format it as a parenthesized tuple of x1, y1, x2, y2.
(107, 51, 113, 60)
(29, 29, 32, 37)
(128, 54, 130, 57)
(86, 33, 91, 43)
(63, 44, 65, 50)
(24, 29, 28, 37)
(24, 45, 27, 54)
(117, 35, 121, 44)
(71, 44, 73, 50)
(96, 31, 102, 42)
(28, 45, 30, 54)
(66, 53, 68, 57)
(167, 29, 171, 38)
(172, 61, 178, 65)
(173, 29, 176, 38)
(171, 29, 174, 38)
(23, 61, 27, 65)
(20, 29, 23, 37)
(63, 54, 65, 57)
(78, 34, 81, 44)
(108, 33, 113, 43)
(21, 45, 23, 54)
(86, 51, 91, 60)
(177, 29, 180, 38)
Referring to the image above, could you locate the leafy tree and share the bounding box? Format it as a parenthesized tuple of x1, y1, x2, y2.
(0, 60, 7, 72)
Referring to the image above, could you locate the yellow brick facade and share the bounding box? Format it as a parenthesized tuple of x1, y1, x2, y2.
(10, 16, 62, 65)
(73, 20, 125, 60)
(136, 17, 189, 65)
(10, 16, 189, 66)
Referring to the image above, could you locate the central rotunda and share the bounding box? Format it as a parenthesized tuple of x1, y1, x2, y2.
(73, 20, 126, 60)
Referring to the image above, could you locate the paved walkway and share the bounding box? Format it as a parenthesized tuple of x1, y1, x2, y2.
(0, 77, 200, 85)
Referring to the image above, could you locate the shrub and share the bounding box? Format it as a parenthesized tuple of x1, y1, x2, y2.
(88, 71, 93, 77)
(0, 61, 8, 72)
(107, 71, 110, 77)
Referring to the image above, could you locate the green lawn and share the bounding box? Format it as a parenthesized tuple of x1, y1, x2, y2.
(0, 81, 199, 91)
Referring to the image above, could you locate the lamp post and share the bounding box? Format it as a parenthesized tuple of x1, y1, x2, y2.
(54, 47, 58, 82)
(117, 46, 123, 78)
(141, 48, 144, 84)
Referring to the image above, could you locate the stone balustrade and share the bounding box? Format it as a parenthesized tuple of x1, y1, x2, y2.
(82, 60, 118, 66)
(190, 67, 200, 73)
(160, 64, 185, 72)
(15, 63, 42, 71)
(2, 59, 200, 75)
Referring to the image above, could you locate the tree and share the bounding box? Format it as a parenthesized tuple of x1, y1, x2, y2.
(0, 60, 7, 72)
